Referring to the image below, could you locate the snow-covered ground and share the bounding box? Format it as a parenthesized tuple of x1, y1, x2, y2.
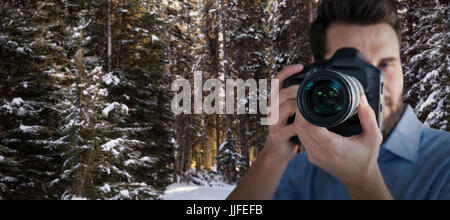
(162, 183, 236, 200)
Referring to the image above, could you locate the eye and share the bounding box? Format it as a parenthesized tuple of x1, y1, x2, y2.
(379, 62, 391, 69)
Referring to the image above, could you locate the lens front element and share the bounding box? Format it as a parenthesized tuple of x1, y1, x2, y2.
(298, 71, 364, 128)
(306, 80, 344, 117)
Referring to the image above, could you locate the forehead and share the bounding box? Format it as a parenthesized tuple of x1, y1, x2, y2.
(325, 23, 400, 61)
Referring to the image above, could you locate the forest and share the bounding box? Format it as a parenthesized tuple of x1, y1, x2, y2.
(0, 0, 448, 200)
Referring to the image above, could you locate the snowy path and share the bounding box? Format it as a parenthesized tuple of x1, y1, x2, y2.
(162, 183, 236, 200)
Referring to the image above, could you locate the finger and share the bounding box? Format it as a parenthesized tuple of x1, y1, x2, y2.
(291, 119, 326, 160)
(277, 100, 298, 127)
(279, 85, 300, 106)
(357, 94, 383, 144)
(294, 107, 343, 150)
(278, 123, 299, 142)
(274, 64, 304, 89)
(269, 100, 297, 131)
(268, 86, 298, 122)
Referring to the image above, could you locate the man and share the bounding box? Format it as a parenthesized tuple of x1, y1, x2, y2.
(227, 0, 450, 200)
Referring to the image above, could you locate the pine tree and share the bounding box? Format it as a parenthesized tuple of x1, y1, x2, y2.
(102, 0, 175, 198)
(226, 0, 270, 169)
(402, 0, 449, 131)
(0, 0, 68, 200)
(46, 0, 175, 200)
(216, 133, 248, 184)
(164, 0, 206, 182)
(267, 0, 315, 74)
(54, 10, 119, 199)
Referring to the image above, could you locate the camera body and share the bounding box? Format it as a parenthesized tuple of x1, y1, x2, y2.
(284, 48, 384, 145)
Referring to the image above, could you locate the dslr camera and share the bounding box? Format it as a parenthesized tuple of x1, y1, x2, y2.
(284, 48, 384, 145)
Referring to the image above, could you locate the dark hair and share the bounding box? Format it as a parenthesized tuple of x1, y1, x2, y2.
(310, 0, 402, 61)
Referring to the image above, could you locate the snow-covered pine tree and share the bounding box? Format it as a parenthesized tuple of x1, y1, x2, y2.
(216, 134, 248, 184)
(201, 0, 223, 162)
(402, 0, 449, 131)
(227, 0, 270, 168)
(0, 0, 68, 200)
(163, 0, 205, 182)
(54, 11, 122, 199)
(266, 0, 315, 74)
(100, 0, 175, 198)
(200, 0, 228, 170)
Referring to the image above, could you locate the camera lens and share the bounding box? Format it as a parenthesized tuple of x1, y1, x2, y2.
(306, 80, 344, 117)
(298, 71, 364, 128)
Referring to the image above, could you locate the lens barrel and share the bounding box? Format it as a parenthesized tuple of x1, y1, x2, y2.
(297, 71, 364, 128)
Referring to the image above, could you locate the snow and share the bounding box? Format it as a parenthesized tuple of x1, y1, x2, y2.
(120, 190, 130, 198)
(19, 124, 44, 133)
(151, 35, 160, 43)
(125, 159, 139, 166)
(73, 32, 81, 38)
(102, 102, 129, 117)
(218, 141, 228, 152)
(111, 165, 132, 180)
(7, 40, 19, 48)
(98, 165, 111, 175)
(103, 73, 120, 86)
(101, 138, 123, 157)
(424, 98, 446, 128)
(102, 102, 119, 117)
(417, 89, 439, 113)
(121, 104, 129, 115)
(71, 196, 88, 200)
(100, 183, 111, 193)
(140, 156, 157, 164)
(16, 47, 25, 53)
(0, 155, 4, 162)
(11, 98, 24, 107)
(0, 176, 18, 182)
(98, 88, 108, 97)
(162, 183, 235, 200)
(133, 28, 149, 34)
(421, 69, 439, 84)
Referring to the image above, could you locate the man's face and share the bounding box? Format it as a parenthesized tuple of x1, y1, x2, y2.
(324, 23, 405, 139)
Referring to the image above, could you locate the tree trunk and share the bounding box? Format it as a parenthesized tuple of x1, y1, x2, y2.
(120, 0, 127, 70)
(214, 17, 221, 159)
(173, 117, 184, 183)
(215, 115, 220, 154)
(220, 0, 233, 139)
(239, 116, 249, 168)
(203, 142, 212, 171)
(183, 143, 192, 172)
(107, 0, 112, 72)
(308, 0, 315, 63)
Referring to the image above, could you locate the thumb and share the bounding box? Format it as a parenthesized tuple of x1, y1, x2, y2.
(357, 94, 383, 145)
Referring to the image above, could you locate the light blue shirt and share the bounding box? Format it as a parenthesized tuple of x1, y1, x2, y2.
(274, 105, 450, 200)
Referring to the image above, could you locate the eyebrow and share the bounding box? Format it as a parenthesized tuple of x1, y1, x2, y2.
(380, 57, 399, 63)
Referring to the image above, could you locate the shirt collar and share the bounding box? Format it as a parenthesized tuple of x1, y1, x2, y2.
(381, 105, 424, 163)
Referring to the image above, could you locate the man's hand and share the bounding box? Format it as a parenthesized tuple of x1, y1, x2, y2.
(226, 64, 304, 200)
(294, 94, 393, 200)
(264, 64, 304, 162)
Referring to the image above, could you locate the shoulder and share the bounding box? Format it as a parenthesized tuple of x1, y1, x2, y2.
(419, 127, 450, 163)
(420, 127, 450, 150)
